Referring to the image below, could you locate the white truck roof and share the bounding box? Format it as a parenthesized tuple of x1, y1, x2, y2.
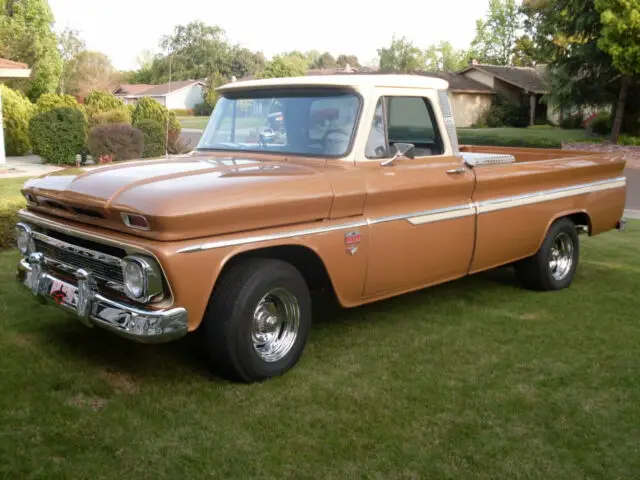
(218, 74, 450, 92)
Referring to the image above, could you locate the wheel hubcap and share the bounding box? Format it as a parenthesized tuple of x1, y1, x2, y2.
(251, 288, 300, 363)
(549, 232, 574, 281)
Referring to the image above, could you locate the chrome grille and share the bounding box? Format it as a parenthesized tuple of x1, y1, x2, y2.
(32, 233, 124, 284)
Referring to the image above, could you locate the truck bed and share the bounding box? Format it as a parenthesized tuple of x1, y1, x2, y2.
(459, 145, 599, 163)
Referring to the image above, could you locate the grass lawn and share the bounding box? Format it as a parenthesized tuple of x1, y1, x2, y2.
(0, 218, 639, 478)
(0, 177, 26, 249)
(458, 127, 593, 148)
(177, 116, 265, 131)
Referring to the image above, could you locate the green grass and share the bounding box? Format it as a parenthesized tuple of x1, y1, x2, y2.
(0, 177, 26, 249)
(178, 116, 275, 131)
(458, 127, 594, 149)
(176, 116, 210, 129)
(1, 220, 639, 478)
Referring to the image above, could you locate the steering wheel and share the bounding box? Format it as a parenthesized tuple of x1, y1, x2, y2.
(322, 128, 351, 151)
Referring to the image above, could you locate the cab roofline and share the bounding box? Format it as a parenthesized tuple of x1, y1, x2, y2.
(216, 74, 450, 93)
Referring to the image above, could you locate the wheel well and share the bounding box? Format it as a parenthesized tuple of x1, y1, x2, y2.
(565, 212, 592, 234)
(220, 245, 336, 296)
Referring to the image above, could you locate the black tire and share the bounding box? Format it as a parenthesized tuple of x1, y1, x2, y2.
(202, 258, 311, 383)
(515, 218, 580, 291)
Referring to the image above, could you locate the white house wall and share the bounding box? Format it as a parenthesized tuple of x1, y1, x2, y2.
(165, 84, 205, 110)
(450, 92, 493, 127)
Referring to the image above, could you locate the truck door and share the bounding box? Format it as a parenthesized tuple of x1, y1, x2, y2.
(359, 93, 476, 297)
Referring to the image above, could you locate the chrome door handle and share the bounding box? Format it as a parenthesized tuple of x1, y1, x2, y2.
(446, 168, 467, 174)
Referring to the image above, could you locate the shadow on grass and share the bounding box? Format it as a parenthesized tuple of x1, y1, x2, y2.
(27, 264, 522, 381)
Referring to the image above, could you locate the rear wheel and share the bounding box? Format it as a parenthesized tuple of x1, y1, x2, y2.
(202, 258, 311, 382)
(515, 218, 580, 291)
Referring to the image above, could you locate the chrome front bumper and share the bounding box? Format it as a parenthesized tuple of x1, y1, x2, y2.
(17, 255, 188, 343)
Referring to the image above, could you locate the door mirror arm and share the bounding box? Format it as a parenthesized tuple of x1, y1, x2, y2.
(380, 143, 415, 167)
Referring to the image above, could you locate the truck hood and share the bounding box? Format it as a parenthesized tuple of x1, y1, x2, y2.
(22, 153, 335, 241)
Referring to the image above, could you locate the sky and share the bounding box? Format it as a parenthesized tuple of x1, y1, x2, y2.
(48, 0, 490, 71)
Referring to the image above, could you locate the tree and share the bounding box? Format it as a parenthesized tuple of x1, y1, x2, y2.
(259, 55, 307, 79)
(423, 41, 469, 71)
(229, 47, 265, 79)
(0, 0, 63, 100)
(311, 52, 337, 69)
(470, 0, 522, 65)
(64, 51, 119, 99)
(336, 54, 361, 68)
(595, 0, 640, 142)
(378, 36, 426, 73)
(57, 27, 85, 94)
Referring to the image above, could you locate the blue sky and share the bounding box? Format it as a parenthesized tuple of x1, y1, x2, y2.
(48, 0, 491, 70)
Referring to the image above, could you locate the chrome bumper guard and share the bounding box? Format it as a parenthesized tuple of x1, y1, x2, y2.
(17, 254, 188, 343)
(617, 218, 627, 231)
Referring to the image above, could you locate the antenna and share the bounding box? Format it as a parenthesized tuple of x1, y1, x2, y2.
(165, 50, 173, 158)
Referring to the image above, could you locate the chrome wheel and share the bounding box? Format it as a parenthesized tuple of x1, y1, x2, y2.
(549, 232, 574, 281)
(251, 288, 300, 363)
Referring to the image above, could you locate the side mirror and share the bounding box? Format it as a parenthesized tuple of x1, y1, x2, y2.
(381, 142, 415, 166)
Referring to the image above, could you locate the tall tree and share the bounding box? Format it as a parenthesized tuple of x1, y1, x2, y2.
(57, 27, 86, 94)
(311, 52, 337, 69)
(423, 41, 469, 71)
(65, 51, 119, 98)
(336, 54, 361, 68)
(595, 0, 640, 142)
(0, 0, 62, 100)
(470, 0, 522, 65)
(377, 36, 426, 73)
(259, 55, 307, 79)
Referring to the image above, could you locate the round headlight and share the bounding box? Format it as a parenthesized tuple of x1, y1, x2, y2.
(15, 224, 32, 255)
(122, 255, 164, 303)
(123, 259, 145, 299)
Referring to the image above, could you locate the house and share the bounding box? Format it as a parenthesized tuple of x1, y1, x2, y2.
(112, 80, 206, 110)
(457, 63, 550, 126)
(1, 58, 32, 165)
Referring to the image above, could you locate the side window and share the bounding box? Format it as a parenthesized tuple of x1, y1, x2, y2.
(365, 98, 387, 159)
(386, 97, 443, 156)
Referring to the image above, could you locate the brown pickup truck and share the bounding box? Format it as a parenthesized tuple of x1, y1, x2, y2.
(14, 75, 627, 382)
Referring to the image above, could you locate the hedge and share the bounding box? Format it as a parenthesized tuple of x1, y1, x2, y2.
(132, 98, 182, 153)
(35, 93, 81, 114)
(29, 107, 87, 164)
(0, 85, 34, 156)
(135, 119, 166, 158)
(87, 123, 144, 161)
(0, 179, 26, 250)
(91, 109, 132, 126)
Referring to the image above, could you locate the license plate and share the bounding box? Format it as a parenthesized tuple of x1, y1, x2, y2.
(49, 280, 78, 307)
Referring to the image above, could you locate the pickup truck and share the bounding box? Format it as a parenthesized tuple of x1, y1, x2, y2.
(14, 74, 627, 382)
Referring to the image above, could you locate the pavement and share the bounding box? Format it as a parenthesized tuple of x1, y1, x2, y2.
(0, 155, 64, 178)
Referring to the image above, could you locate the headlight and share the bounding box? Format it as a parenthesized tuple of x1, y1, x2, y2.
(15, 223, 33, 255)
(122, 255, 164, 302)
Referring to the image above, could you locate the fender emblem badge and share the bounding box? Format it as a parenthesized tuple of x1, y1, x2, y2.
(344, 231, 362, 256)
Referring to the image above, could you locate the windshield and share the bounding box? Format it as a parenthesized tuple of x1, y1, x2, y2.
(196, 90, 361, 157)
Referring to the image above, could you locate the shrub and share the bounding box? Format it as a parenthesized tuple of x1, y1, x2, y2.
(132, 97, 168, 126)
(619, 135, 640, 146)
(589, 112, 612, 136)
(0, 85, 34, 155)
(84, 90, 126, 113)
(135, 119, 166, 158)
(91, 108, 132, 126)
(484, 96, 529, 128)
(193, 102, 213, 116)
(29, 107, 87, 165)
(559, 113, 584, 130)
(35, 93, 80, 114)
(87, 123, 144, 161)
(170, 108, 193, 116)
(457, 131, 561, 149)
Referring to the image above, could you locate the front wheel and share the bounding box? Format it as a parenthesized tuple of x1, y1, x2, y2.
(515, 218, 580, 291)
(202, 258, 311, 382)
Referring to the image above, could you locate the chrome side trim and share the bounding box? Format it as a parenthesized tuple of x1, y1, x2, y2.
(176, 219, 368, 254)
(369, 203, 474, 226)
(31, 230, 124, 267)
(476, 177, 626, 214)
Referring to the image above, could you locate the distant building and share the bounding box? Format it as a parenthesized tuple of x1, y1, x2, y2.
(113, 80, 206, 110)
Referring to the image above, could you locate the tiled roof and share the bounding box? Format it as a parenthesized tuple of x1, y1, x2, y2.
(461, 64, 549, 93)
(419, 72, 494, 93)
(0, 58, 29, 69)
